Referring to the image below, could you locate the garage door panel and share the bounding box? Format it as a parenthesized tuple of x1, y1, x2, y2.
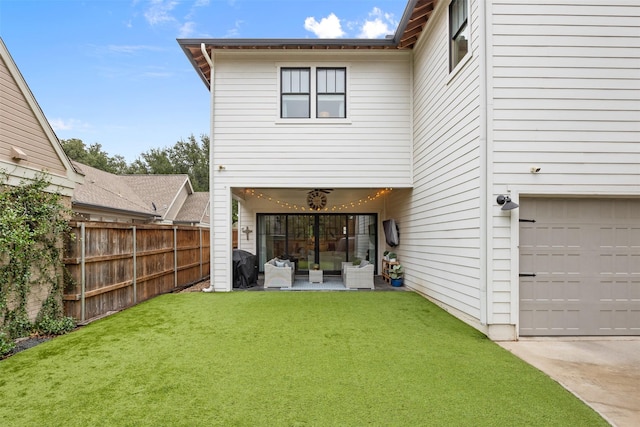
(519, 198, 640, 336)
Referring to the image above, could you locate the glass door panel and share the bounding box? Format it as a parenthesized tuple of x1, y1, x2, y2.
(318, 215, 347, 273)
(352, 215, 376, 264)
(258, 215, 286, 268)
(287, 215, 314, 271)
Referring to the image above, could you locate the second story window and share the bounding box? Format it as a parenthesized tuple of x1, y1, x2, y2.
(317, 68, 346, 118)
(281, 68, 310, 118)
(449, 0, 469, 71)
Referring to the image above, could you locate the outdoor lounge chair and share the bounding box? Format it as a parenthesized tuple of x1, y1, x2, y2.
(343, 263, 374, 289)
(264, 258, 295, 288)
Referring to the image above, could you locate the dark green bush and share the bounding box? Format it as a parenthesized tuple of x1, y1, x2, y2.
(0, 330, 15, 356)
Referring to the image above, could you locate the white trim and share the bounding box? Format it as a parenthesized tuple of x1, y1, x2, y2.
(0, 160, 75, 196)
(447, 0, 473, 85)
(274, 118, 352, 126)
(478, 0, 489, 326)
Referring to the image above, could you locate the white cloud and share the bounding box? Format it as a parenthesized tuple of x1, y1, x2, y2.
(179, 21, 196, 38)
(144, 0, 178, 25)
(50, 118, 90, 132)
(224, 20, 243, 38)
(107, 44, 164, 54)
(357, 7, 397, 39)
(304, 13, 345, 38)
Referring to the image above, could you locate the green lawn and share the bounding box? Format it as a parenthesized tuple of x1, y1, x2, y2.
(0, 292, 607, 426)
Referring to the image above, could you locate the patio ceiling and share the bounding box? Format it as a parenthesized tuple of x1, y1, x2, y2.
(179, 0, 437, 89)
(233, 187, 394, 212)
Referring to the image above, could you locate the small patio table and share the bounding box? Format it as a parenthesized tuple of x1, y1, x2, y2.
(309, 269, 323, 284)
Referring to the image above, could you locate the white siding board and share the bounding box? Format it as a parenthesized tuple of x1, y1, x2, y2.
(384, 1, 483, 323)
(211, 53, 412, 189)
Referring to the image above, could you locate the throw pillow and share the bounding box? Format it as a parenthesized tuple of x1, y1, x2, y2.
(359, 260, 369, 268)
(275, 260, 285, 267)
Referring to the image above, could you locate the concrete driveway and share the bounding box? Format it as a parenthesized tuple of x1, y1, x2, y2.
(499, 338, 640, 427)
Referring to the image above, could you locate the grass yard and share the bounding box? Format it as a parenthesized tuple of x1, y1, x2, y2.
(0, 292, 607, 426)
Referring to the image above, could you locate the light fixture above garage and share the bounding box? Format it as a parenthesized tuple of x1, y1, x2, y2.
(497, 195, 519, 211)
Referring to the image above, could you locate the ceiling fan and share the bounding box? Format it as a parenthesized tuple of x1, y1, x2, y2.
(306, 188, 333, 210)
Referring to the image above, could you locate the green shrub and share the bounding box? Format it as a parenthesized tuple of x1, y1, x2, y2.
(35, 315, 75, 336)
(0, 172, 74, 341)
(5, 310, 31, 339)
(0, 330, 15, 356)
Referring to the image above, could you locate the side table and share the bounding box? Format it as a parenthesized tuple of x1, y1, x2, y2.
(309, 269, 323, 284)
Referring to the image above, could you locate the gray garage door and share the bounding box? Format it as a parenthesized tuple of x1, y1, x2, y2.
(519, 198, 639, 336)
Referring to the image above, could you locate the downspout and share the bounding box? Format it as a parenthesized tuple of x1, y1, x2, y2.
(201, 43, 216, 293)
(479, 0, 489, 327)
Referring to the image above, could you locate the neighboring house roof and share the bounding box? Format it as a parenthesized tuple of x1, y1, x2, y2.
(71, 161, 209, 225)
(0, 37, 82, 195)
(71, 161, 157, 219)
(174, 192, 210, 225)
(178, 0, 436, 88)
(122, 174, 192, 219)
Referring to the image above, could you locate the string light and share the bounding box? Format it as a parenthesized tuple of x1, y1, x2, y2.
(243, 188, 392, 211)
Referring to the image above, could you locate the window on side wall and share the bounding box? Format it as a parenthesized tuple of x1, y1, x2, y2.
(449, 0, 469, 71)
(281, 68, 310, 118)
(316, 68, 346, 118)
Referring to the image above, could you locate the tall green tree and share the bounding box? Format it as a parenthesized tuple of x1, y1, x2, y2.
(60, 139, 128, 174)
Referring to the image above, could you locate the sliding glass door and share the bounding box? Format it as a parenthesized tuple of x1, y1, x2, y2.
(257, 213, 377, 274)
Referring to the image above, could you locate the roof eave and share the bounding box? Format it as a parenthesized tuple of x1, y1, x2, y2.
(178, 0, 433, 89)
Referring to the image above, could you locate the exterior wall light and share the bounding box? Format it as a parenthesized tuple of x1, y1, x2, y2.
(497, 195, 519, 211)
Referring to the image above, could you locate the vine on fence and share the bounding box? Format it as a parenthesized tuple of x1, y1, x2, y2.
(0, 172, 76, 356)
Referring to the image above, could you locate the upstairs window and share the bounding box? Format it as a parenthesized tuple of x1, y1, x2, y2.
(449, 0, 469, 71)
(316, 68, 346, 118)
(281, 68, 310, 118)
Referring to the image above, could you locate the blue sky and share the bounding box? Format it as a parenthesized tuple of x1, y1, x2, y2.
(0, 0, 407, 162)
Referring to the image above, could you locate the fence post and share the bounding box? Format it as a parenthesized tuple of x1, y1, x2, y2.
(132, 226, 137, 304)
(174, 227, 178, 288)
(199, 228, 203, 279)
(80, 222, 86, 323)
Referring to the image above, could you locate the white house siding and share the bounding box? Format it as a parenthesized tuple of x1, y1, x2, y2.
(489, 1, 640, 334)
(209, 50, 413, 290)
(211, 50, 413, 188)
(385, 1, 485, 327)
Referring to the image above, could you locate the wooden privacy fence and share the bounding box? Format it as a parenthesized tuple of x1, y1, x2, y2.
(63, 222, 210, 323)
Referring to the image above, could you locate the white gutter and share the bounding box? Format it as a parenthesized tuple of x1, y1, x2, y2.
(201, 43, 216, 293)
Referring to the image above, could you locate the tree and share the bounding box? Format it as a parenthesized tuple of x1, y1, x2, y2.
(132, 134, 209, 191)
(60, 139, 128, 174)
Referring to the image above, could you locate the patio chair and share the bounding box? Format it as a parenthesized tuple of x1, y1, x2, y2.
(264, 258, 295, 288)
(343, 263, 374, 289)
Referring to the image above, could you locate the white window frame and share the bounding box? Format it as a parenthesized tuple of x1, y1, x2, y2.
(276, 64, 351, 125)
